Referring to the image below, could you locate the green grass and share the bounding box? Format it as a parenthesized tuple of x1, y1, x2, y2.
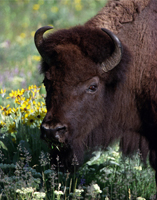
(0, 0, 156, 199)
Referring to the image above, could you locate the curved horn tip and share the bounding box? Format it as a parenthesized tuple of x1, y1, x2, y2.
(101, 27, 123, 72)
(34, 26, 53, 47)
(34, 26, 53, 65)
(36, 26, 53, 33)
(101, 28, 122, 50)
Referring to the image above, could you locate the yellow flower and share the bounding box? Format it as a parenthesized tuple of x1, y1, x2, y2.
(37, 102, 41, 107)
(11, 107, 19, 116)
(31, 31, 35, 37)
(25, 97, 31, 103)
(18, 89, 25, 96)
(0, 85, 46, 129)
(41, 102, 46, 106)
(51, 6, 59, 13)
(0, 89, 6, 93)
(31, 91, 37, 99)
(74, 0, 82, 11)
(75, 4, 82, 11)
(0, 105, 11, 116)
(28, 85, 38, 91)
(0, 121, 5, 129)
(34, 110, 45, 121)
(26, 115, 36, 126)
(29, 108, 35, 114)
(0, 104, 10, 111)
(15, 96, 25, 104)
(8, 123, 16, 133)
(20, 102, 31, 113)
(20, 33, 26, 38)
(7, 89, 25, 99)
(74, 0, 81, 4)
(29, 87, 40, 99)
(41, 107, 47, 114)
(33, 4, 40, 11)
(28, 85, 33, 90)
(4, 108, 12, 116)
(7, 90, 17, 99)
(0, 89, 6, 97)
(32, 55, 40, 61)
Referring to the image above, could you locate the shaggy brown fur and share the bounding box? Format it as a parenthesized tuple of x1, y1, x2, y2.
(36, 0, 157, 183)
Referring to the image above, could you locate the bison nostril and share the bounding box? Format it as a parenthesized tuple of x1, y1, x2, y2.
(41, 124, 50, 132)
(56, 126, 67, 132)
(55, 126, 67, 138)
(40, 124, 67, 141)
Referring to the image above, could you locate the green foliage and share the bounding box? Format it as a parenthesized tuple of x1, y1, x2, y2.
(0, 139, 156, 199)
(79, 146, 156, 199)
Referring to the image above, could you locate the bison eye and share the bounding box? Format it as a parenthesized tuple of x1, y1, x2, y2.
(87, 84, 98, 93)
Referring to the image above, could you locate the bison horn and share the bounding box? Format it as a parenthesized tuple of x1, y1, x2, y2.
(34, 26, 53, 65)
(101, 28, 123, 72)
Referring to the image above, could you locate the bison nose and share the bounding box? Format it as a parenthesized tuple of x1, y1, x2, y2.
(40, 124, 67, 141)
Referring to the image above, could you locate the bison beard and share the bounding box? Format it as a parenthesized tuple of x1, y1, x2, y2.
(34, 0, 157, 185)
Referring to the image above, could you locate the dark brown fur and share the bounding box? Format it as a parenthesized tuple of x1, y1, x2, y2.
(38, 0, 157, 183)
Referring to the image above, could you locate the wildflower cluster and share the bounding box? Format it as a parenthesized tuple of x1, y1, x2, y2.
(16, 187, 46, 199)
(0, 85, 46, 134)
(87, 182, 102, 198)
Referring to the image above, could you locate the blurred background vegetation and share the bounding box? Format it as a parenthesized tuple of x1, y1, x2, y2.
(0, 0, 106, 91)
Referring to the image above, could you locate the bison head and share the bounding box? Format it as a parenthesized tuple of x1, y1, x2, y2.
(34, 25, 123, 171)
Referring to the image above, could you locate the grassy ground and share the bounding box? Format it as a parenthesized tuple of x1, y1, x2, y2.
(0, 0, 156, 199)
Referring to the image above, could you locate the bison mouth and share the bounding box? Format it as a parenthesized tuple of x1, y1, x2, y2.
(40, 132, 64, 148)
(40, 124, 68, 147)
(40, 126, 79, 172)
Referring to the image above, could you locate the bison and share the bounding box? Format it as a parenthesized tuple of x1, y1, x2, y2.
(34, 0, 157, 183)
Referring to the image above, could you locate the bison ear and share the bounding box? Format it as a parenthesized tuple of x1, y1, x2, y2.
(34, 26, 53, 65)
(101, 28, 123, 72)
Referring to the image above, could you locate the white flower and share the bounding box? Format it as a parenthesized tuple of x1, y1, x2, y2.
(136, 197, 146, 200)
(75, 188, 84, 196)
(34, 191, 46, 198)
(134, 166, 142, 171)
(16, 187, 34, 194)
(112, 151, 120, 158)
(87, 183, 102, 197)
(54, 190, 64, 195)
